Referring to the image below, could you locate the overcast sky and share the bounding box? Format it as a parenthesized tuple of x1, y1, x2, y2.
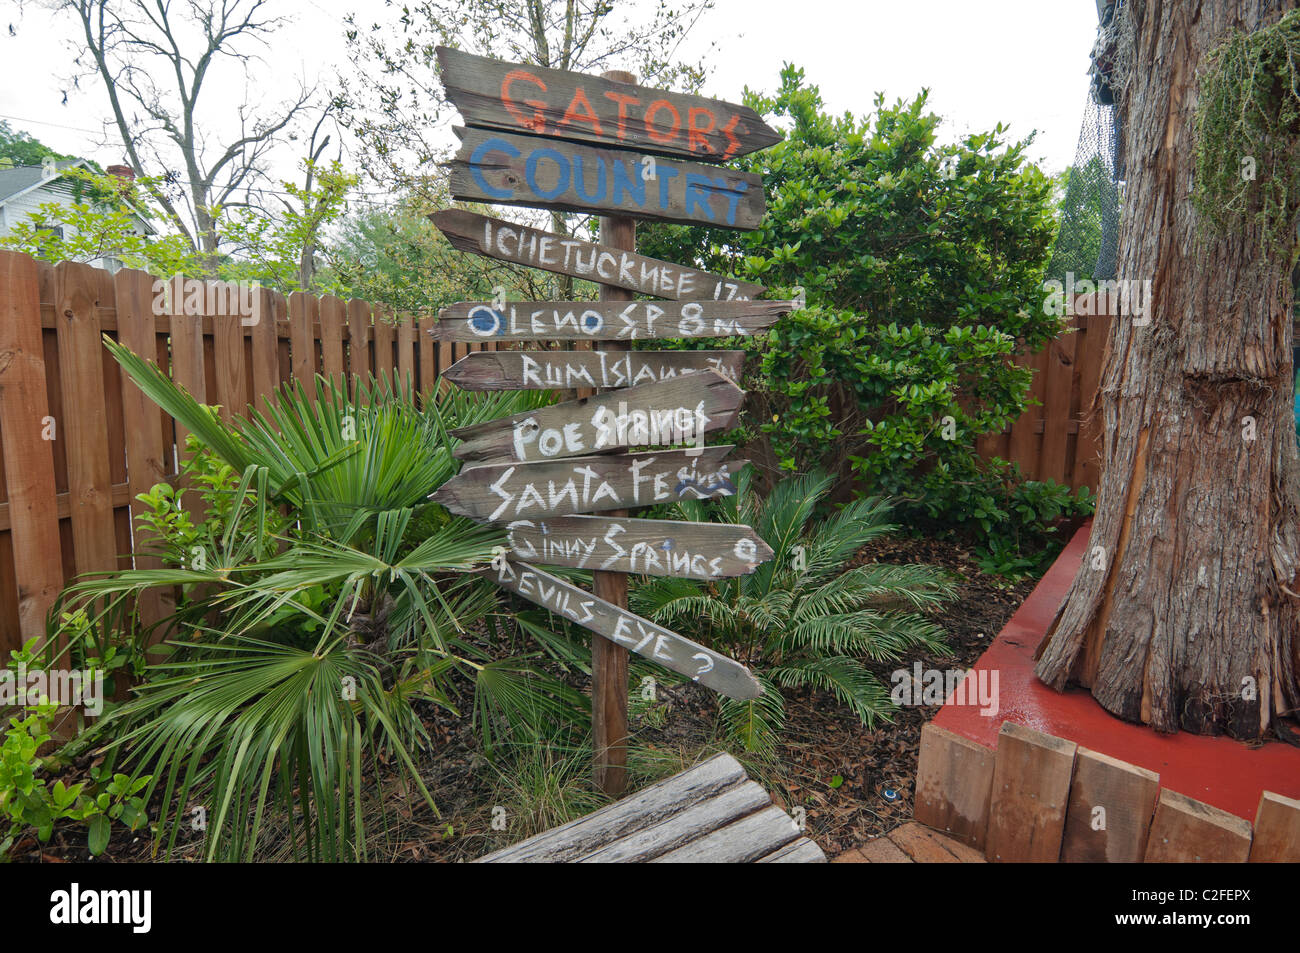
(0, 0, 1099, 195)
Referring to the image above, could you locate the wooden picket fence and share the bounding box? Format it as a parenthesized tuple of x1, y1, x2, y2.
(0, 251, 500, 653)
(976, 300, 1114, 494)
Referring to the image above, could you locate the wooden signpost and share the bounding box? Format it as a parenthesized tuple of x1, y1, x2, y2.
(432, 299, 789, 343)
(430, 209, 766, 301)
(431, 447, 746, 522)
(450, 369, 743, 464)
(432, 52, 781, 796)
(443, 349, 745, 391)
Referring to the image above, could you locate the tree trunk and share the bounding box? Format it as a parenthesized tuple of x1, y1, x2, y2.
(1034, 0, 1300, 739)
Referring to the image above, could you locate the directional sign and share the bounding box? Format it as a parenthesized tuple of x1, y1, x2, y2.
(437, 46, 782, 163)
(505, 515, 773, 579)
(451, 370, 743, 464)
(433, 299, 788, 344)
(444, 349, 745, 391)
(431, 447, 745, 522)
(483, 556, 762, 700)
(451, 127, 766, 229)
(430, 210, 766, 301)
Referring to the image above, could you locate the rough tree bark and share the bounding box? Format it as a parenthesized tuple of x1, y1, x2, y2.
(1035, 0, 1300, 739)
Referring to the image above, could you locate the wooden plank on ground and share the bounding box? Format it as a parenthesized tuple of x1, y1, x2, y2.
(53, 261, 118, 581)
(478, 752, 746, 862)
(650, 804, 800, 863)
(432, 446, 743, 521)
(914, 722, 995, 850)
(985, 721, 1076, 862)
(445, 348, 745, 391)
(436, 46, 781, 162)
(1249, 791, 1300, 862)
(450, 127, 766, 229)
(0, 251, 64, 644)
(114, 268, 174, 638)
(1144, 788, 1252, 863)
(504, 515, 772, 578)
(451, 369, 742, 464)
(1038, 332, 1077, 484)
(434, 300, 786, 344)
(758, 839, 826, 863)
(1060, 747, 1159, 863)
(578, 781, 772, 862)
(890, 821, 987, 863)
(431, 210, 765, 302)
(483, 556, 761, 699)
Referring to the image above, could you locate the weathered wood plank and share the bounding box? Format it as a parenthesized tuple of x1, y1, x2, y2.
(211, 282, 248, 422)
(0, 251, 64, 644)
(430, 210, 765, 301)
(650, 804, 801, 863)
(505, 515, 772, 579)
(165, 277, 207, 530)
(483, 556, 761, 699)
(1144, 789, 1253, 863)
(434, 299, 786, 343)
(288, 291, 317, 399)
(1249, 790, 1300, 862)
(434, 447, 743, 525)
(451, 127, 766, 229)
(250, 287, 280, 413)
(478, 752, 747, 862)
(437, 46, 781, 162)
(1060, 747, 1160, 863)
(578, 781, 773, 862)
(319, 295, 346, 388)
(451, 369, 742, 464)
(758, 838, 827, 863)
(914, 723, 995, 851)
(445, 348, 744, 391)
(985, 721, 1076, 862)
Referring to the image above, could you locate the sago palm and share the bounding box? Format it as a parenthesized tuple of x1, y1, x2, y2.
(632, 469, 956, 756)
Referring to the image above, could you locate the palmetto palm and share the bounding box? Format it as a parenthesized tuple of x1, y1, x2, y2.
(632, 469, 956, 756)
(53, 339, 582, 861)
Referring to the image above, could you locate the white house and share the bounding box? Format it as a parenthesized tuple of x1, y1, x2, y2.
(0, 158, 156, 273)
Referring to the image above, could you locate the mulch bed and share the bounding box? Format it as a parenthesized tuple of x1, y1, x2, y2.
(11, 536, 1035, 863)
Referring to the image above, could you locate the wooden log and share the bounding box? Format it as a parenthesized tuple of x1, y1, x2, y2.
(1249, 790, 1300, 862)
(504, 515, 772, 579)
(758, 839, 827, 863)
(483, 556, 761, 699)
(433, 299, 787, 343)
(450, 127, 766, 229)
(914, 723, 995, 850)
(985, 721, 1076, 862)
(1144, 789, 1253, 863)
(451, 369, 743, 464)
(445, 348, 745, 391)
(0, 251, 64, 645)
(578, 781, 773, 862)
(53, 261, 118, 582)
(650, 804, 801, 863)
(477, 752, 747, 862)
(436, 46, 781, 162)
(430, 209, 765, 301)
(1060, 747, 1160, 863)
(433, 447, 744, 521)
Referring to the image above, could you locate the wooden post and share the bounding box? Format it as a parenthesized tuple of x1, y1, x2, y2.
(591, 68, 637, 797)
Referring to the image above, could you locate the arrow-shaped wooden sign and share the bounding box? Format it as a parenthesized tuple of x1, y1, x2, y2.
(450, 369, 743, 464)
(430, 210, 766, 301)
(505, 515, 772, 579)
(431, 447, 745, 522)
(483, 556, 762, 700)
(436, 46, 782, 163)
(450, 127, 767, 229)
(444, 349, 745, 391)
(432, 299, 788, 343)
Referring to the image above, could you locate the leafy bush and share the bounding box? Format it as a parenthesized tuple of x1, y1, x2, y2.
(632, 471, 956, 756)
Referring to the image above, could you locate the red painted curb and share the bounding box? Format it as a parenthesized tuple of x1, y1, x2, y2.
(932, 520, 1300, 822)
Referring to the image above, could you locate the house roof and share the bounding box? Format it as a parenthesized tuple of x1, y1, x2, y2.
(0, 159, 156, 235)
